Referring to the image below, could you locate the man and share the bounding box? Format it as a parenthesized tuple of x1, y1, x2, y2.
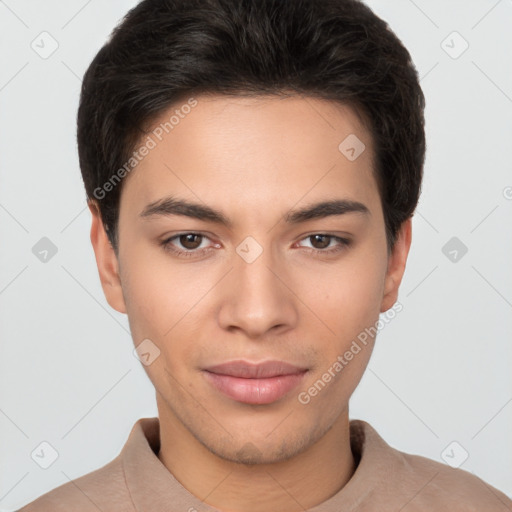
(19, 0, 512, 510)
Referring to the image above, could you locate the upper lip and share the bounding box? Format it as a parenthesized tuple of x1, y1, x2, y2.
(204, 360, 308, 379)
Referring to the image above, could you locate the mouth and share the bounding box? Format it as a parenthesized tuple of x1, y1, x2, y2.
(202, 360, 308, 405)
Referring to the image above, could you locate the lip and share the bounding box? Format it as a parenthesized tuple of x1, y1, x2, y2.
(203, 360, 308, 405)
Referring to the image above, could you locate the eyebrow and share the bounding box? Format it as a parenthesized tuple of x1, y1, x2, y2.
(139, 196, 370, 227)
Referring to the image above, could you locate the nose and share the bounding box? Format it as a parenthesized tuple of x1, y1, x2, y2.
(217, 243, 299, 339)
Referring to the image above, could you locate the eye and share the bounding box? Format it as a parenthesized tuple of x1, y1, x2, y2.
(296, 234, 351, 255)
(160, 232, 351, 259)
(160, 233, 218, 258)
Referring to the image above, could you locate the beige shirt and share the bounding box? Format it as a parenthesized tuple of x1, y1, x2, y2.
(18, 417, 511, 511)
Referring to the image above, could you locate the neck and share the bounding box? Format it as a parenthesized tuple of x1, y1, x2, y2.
(156, 397, 356, 512)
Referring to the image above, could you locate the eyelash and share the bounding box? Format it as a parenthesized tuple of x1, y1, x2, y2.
(160, 233, 351, 259)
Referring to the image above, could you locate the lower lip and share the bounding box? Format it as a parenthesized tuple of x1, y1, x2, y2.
(203, 371, 307, 405)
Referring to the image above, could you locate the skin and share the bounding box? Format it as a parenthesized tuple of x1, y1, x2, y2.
(88, 94, 412, 512)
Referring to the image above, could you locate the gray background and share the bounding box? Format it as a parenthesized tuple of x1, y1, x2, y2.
(1, 0, 511, 509)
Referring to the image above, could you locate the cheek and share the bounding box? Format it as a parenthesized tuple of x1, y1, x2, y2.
(119, 248, 181, 341)
(120, 249, 219, 361)
(298, 260, 384, 410)
(313, 251, 387, 340)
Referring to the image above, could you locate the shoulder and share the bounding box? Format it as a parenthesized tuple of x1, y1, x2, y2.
(351, 420, 512, 511)
(16, 454, 133, 512)
(15, 417, 160, 511)
(392, 446, 512, 511)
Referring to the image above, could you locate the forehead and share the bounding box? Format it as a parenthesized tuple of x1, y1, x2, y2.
(120, 94, 378, 220)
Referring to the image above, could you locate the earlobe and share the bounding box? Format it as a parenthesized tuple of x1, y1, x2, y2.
(88, 200, 127, 314)
(380, 217, 412, 313)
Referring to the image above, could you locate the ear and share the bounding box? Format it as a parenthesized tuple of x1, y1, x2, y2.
(88, 200, 127, 314)
(380, 217, 412, 313)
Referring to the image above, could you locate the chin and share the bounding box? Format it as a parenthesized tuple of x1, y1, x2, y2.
(196, 421, 326, 466)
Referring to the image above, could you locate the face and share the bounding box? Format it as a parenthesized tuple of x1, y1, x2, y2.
(90, 94, 411, 464)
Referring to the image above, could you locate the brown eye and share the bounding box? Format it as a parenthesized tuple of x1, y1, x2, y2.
(179, 233, 203, 249)
(160, 232, 218, 259)
(309, 234, 331, 249)
(296, 234, 351, 256)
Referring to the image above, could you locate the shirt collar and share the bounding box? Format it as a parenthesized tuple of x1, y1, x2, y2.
(122, 416, 404, 511)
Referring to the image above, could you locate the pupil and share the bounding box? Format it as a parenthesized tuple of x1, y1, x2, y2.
(181, 234, 201, 249)
(313, 235, 330, 249)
